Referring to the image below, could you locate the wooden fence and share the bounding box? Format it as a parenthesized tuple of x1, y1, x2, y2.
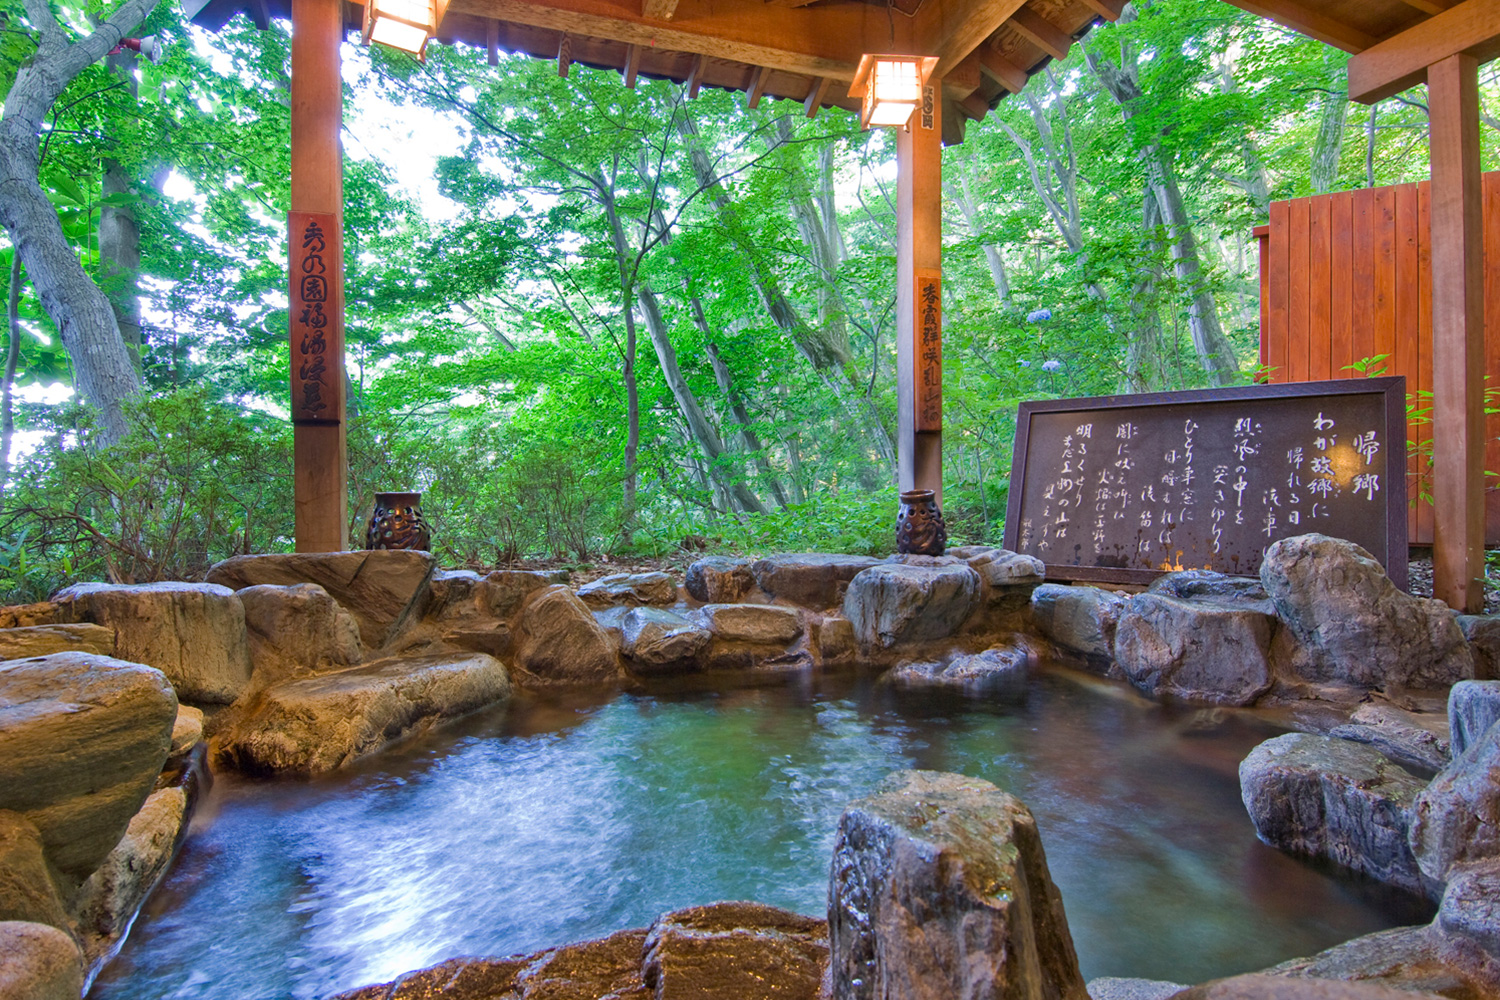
(1256, 176, 1500, 545)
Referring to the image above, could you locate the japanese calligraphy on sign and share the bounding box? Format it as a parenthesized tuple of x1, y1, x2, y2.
(288, 210, 343, 424)
(920, 85, 935, 131)
(915, 272, 941, 433)
(1004, 378, 1408, 589)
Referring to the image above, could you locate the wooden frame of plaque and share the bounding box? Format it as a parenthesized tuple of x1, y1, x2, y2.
(1003, 377, 1409, 590)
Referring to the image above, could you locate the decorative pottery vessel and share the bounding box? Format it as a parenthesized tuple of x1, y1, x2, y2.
(365, 491, 432, 551)
(896, 489, 947, 556)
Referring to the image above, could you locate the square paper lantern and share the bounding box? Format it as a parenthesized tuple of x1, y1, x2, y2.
(849, 54, 938, 129)
(362, 0, 448, 60)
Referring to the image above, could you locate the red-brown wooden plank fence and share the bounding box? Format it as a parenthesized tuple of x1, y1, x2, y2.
(1257, 176, 1500, 545)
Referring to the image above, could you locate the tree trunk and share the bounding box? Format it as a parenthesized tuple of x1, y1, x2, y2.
(98, 160, 144, 364)
(638, 283, 769, 514)
(702, 335, 789, 508)
(1, 253, 22, 496)
(1085, 30, 1240, 385)
(1311, 62, 1350, 194)
(951, 169, 1011, 306)
(1125, 189, 1167, 392)
(0, 0, 155, 446)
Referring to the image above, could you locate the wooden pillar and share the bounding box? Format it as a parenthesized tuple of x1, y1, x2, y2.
(289, 0, 348, 552)
(1428, 53, 1485, 612)
(896, 81, 943, 502)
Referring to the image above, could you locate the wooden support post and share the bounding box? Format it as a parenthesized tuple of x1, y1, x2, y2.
(896, 81, 943, 503)
(1429, 52, 1486, 611)
(289, 0, 347, 553)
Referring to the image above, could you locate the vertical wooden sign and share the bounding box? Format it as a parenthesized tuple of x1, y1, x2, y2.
(289, 210, 344, 424)
(916, 270, 941, 432)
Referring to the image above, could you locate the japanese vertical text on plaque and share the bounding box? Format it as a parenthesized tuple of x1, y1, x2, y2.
(915, 272, 941, 432)
(288, 211, 343, 424)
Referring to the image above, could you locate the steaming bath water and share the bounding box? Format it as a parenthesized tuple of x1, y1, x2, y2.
(91, 671, 1432, 1000)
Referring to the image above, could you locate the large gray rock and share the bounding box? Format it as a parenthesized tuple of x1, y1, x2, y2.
(0, 625, 114, 661)
(1410, 722, 1500, 883)
(576, 572, 677, 609)
(699, 603, 803, 645)
(54, 582, 251, 704)
(883, 644, 1031, 698)
(1330, 701, 1450, 776)
(70, 783, 191, 974)
(1459, 615, 1500, 682)
(1239, 733, 1430, 895)
(515, 587, 620, 686)
(684, 557, 755, 604)
(1147, 570, 1273, 612)
(1260, 534, 1472, 690)
(751, 553, 882, 610)
(696, 602, 809, 675)
(1114, 594, 1274, 706)
(618, 607, 711, 675)
(206, 550, 436, 650)
(1167, 972, 1448, 1000)
(1264, 927, 1482, 1000)
(0, 604, 61, 629)
(0, 922, 83, 1000)
(0, 654, 175, 885)
(1089, 979, 1188, 1000)
(843, 562, 981, 650)
(642, 902, 828, 1000)
(1448, 680, 1500, 756)
(959, 547, 1045, 586)
(818, 615, 856, 664)
(218, 653, 510, 775)
(1437, 859, 1500, 961)
(0, 813, 68, 931)
(829, 770, 1088, 1000)
(1030, 584, 1127, 667)
(238, 584, 363, 694)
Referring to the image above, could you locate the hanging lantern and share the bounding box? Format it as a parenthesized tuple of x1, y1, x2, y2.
(849, 54, 938, 129)
(362, 0, 448, 60)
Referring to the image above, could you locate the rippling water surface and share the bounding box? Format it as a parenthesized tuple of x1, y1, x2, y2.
(91, 671, 1432, 1000)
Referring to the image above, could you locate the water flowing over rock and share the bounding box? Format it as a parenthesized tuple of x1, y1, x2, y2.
(828, 769, 1088, 1000)
(54, 582, 252, 704)
(618, 607, 711, 674)
(1168, 972, 1448, 1000)
(0, 653, 175, 885)
(843, 562, 981, 650)
(1448, 681, 1500, 756)
(685, 557, 756, 604)
(0, 921, 83, 1000)
(1030, 584, 1127, 669)
(170, 706, 203, 758)
(883, 644, 1031, 698)
(1115, 594, 1274, 706)
(1260, 534, 1472, 690)
(1239, 733, 1430, 895)
(1148, 570, 1274, 612)
(217, 653, 510, 775)
(956, 547, 1046, 587)
(577, 572, 678, 609)
(0, 625, 114, 661)
(751, 553, 882, 610)
(1410, 722, 1500, 883)
(515, 587, 621, 685)
(206, 550, 436, 650)
(238, 584, 363, 693)
(0, 812, 68, 930)
(642, 902, 828, 1000)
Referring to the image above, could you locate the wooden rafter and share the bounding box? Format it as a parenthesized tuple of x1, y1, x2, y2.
(1008, 6, 1072, 60)
(486, 16, 499, 63)
(622, 41, 641, 86)
(978, 45, 1028, 92)
(557, 30, 572, 75)
(686, 52, 705, 97)
(1398, 0, 1456, 13)
(747, 65, 768, 108)
(1348, 0, 1500, 103)
(804, 76, 831, 117)
(1076, 0, 1125, 22)
(1216, 0, 1377, 53)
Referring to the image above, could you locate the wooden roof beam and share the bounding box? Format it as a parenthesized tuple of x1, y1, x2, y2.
(686, 53, 705, 97)
(1009, 6, 1072, 61)
(558, 31, 572, 76)
(1349, 0, 1500, 103)
(920, 0, 1029, 78)
(804, 76, 831, 117)
(447, 0, 919, 83)
(1217, 0, 1376, 53)
(1399, 0, 1457, 13)
(486, 17, 499, 63)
